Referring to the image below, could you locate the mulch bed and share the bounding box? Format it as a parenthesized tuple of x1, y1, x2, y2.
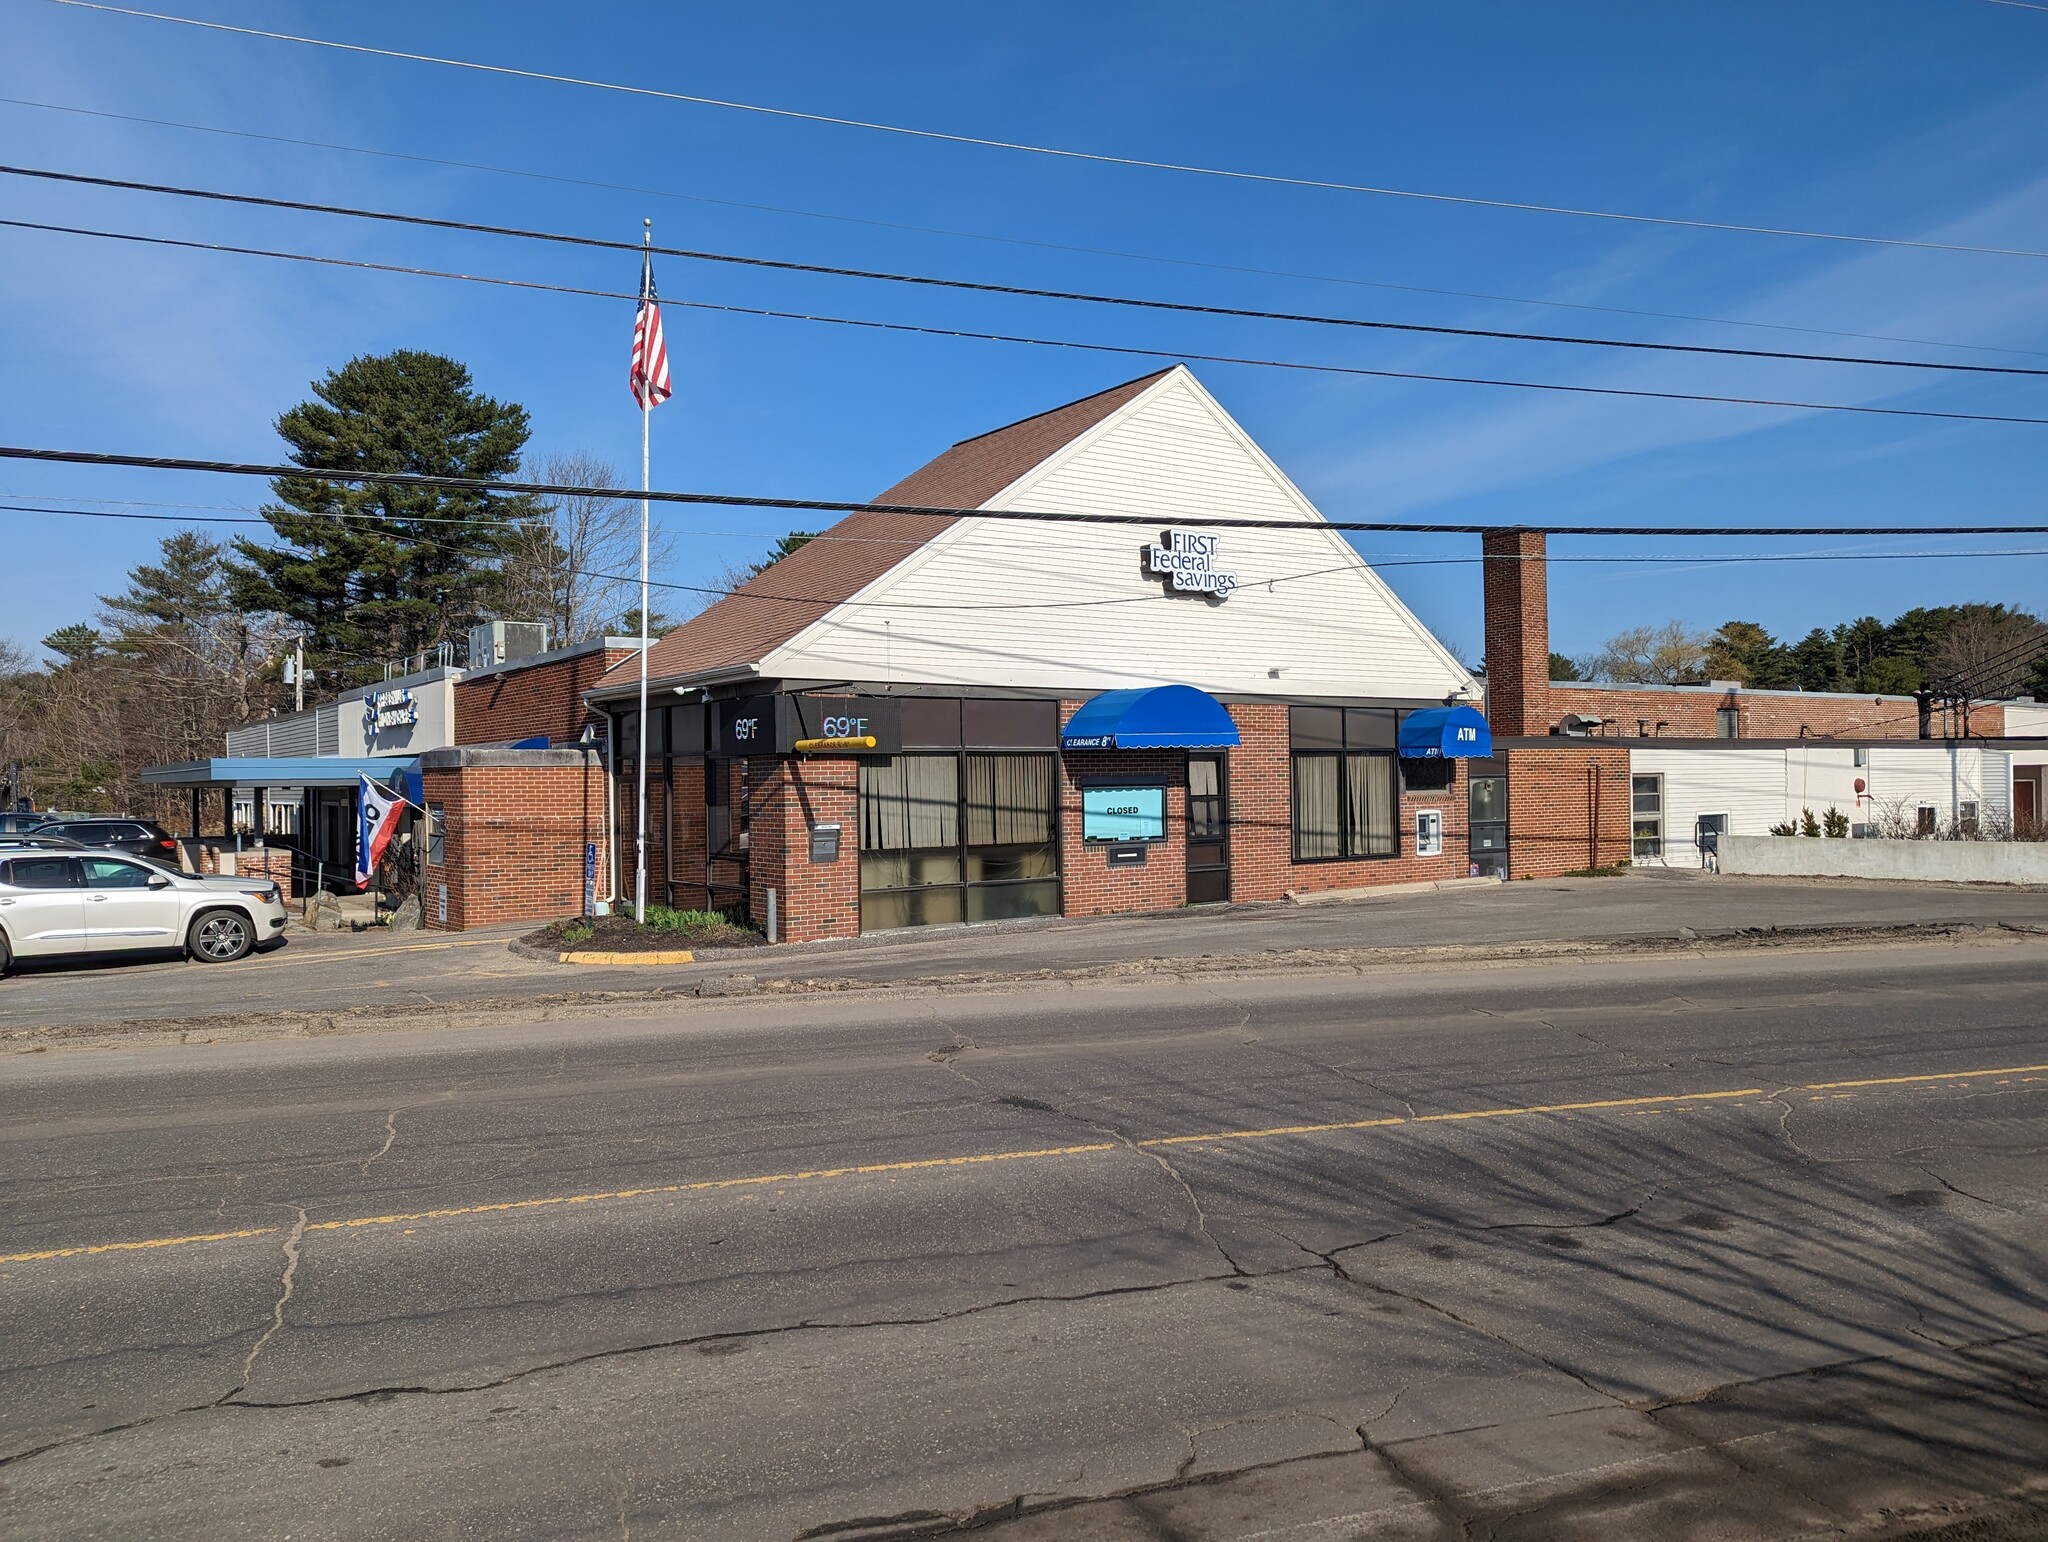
(522, 913, 766, 953)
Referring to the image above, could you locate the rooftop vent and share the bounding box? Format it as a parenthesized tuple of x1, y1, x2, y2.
(468, 621, 551, 669)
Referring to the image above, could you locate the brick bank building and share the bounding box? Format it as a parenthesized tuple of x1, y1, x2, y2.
(161, 366, 2047, 934)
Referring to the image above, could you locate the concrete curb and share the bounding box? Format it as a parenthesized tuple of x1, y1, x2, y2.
(1287, 875, 1504, 905)
(555, 949, 696, 966)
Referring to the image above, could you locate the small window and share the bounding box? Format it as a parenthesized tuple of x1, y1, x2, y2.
(426, 803, 446, 865)
(1852, 747, 1867, 768)
(1716, 707, 1740, 740)
(1959, 801, 1979, 836)
(1402, 758, 1454, 792)
(1916, 805, 1938, 837)
(1632, 774, 1663, 859)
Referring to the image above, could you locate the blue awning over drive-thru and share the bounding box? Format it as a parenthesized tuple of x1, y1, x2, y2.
(1061, 686, 1242, 750)
(1397, 705, 1492, 759)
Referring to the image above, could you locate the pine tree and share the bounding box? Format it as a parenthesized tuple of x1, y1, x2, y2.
(228, 351, 540, 684)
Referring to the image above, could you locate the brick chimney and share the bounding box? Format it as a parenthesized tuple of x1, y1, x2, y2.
(1481, 528, 1549, 737)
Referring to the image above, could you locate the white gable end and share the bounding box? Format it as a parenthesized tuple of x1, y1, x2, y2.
(762, 368, 1473, 701)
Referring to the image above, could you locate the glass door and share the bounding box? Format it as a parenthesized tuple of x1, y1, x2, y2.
(1186, 754, 1229, 903)
(1468, 772, 1508, 878)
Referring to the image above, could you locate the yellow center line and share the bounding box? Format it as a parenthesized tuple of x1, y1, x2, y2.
(1803, 1062, 2048, 1090)
(0, 1225, 279, 1264)
(6, 1059, 2043, 1269)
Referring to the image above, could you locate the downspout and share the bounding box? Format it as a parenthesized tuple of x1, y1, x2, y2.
(601, 704, 621, 905)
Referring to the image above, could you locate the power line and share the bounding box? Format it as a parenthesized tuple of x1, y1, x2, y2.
(37, 0, 2048, 261)
(7, 96, 2040, 363)
(9, 501, 2044, 630)
(13, 218, 2048, 428)
(7, 447, 2048, 537)
(13, 499, 2048, 563)
(12, 166, 2044, 379)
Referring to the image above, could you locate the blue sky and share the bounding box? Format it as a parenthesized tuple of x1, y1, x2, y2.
(3, 0, 2045, 668)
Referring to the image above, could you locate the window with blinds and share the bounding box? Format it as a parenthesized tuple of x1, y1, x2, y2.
(859, 753, 1059, 930)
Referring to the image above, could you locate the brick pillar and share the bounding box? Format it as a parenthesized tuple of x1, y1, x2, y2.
(747, 757, 859, 941)
(1482, 528, 1551, 737)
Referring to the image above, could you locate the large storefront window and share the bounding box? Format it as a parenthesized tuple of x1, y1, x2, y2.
(1289, 707, 1398, 861)
(860, 752, 1058, 930)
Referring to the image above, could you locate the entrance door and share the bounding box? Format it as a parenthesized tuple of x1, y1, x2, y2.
(1468, 770, 1508, 878)
(2017, 775, 2039, 829)
(1186, 754, 1230, 903)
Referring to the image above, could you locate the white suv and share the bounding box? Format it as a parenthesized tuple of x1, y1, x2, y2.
(0, 852, 289, 973)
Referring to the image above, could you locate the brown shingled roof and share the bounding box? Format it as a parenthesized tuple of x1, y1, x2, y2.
(596, 369, 1170, 692)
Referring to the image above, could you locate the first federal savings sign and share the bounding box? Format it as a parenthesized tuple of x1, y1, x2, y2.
(1146, 529, 1237, 600)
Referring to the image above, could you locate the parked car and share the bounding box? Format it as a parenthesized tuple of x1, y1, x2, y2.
(0, 812, 63, 835)
(31, 818, 182, 862)
(0, 852, 287, 972)
(0, 834, 85, 851)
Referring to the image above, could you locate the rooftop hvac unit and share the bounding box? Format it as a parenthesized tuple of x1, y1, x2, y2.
(468, 620, 551, 668)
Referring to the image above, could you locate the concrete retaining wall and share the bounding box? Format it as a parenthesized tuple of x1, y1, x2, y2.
(1718, 834, 2048, 886)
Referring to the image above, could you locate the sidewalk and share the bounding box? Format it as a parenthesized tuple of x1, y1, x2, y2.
(4, 872, 2045, 1046)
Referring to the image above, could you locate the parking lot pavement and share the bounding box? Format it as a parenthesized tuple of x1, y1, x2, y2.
(2, 871, 2043, 1042)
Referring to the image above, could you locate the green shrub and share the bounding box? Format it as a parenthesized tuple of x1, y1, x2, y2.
(1822, 807, 1850, 839)
(1800, 807, 1822, 839)
(1769, 820, 1798, 836)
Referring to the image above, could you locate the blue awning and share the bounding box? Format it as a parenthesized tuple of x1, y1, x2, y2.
(1061, 686, 1241, 751)
(139, 756, 422, 789)
(1398, 705, 1492, 759)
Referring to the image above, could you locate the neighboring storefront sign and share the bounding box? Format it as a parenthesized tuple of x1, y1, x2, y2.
(362, 687, 418, 742)
(1081, 785, 1167, 842)
(1145, 529, 1237, 601)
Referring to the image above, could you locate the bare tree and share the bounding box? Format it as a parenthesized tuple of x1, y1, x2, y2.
(1926, 608, 2047, 699)
(1586, 621, 1710, 685)
(497, 451, 676, 642)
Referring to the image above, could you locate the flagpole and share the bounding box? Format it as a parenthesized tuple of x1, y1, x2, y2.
(635, 216, 652, 925)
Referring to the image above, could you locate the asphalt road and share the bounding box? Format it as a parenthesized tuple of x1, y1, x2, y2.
(2, 940, 2045, 1539)
(4, 871, 2047, 1039)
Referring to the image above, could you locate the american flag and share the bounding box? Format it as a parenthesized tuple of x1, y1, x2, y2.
(630, 250, 672, 409)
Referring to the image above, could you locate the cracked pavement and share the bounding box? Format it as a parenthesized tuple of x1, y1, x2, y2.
(0, 939, 2044, 1539)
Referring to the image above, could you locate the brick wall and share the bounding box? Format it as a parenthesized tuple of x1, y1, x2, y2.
(420, 751, 606, 930)
(455, 646, 637, 746)
(1547, 684, 1998, 742)
(747, 756, 860, 940)
(1057, 728, 1188, 916)
(1220, 703, 1478, 900)
(1481, 530, 1997, 742)
(1502, 746, 1631, 877)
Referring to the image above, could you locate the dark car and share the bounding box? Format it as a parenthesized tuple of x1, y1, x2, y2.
(0, 834, 85, 851)
(32, 819, 182, 862)
(0, 812, 62, 835)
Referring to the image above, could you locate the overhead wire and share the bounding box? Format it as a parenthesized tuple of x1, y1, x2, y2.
(10, 166, 2045, 378)
(35, 0, 2048, 260)
(7, 448, 2048, 537)
(8, 501, 2043, 627)
(5, 95, 2040, 362)
(11, 218, 2048, 428)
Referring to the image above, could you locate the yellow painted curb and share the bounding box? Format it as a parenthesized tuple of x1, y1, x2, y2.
(556, 949, 696, 966)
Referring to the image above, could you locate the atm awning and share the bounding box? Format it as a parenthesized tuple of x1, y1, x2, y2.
(1397, 705, 1492, 759)
(1061, 686, 1241, 750)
